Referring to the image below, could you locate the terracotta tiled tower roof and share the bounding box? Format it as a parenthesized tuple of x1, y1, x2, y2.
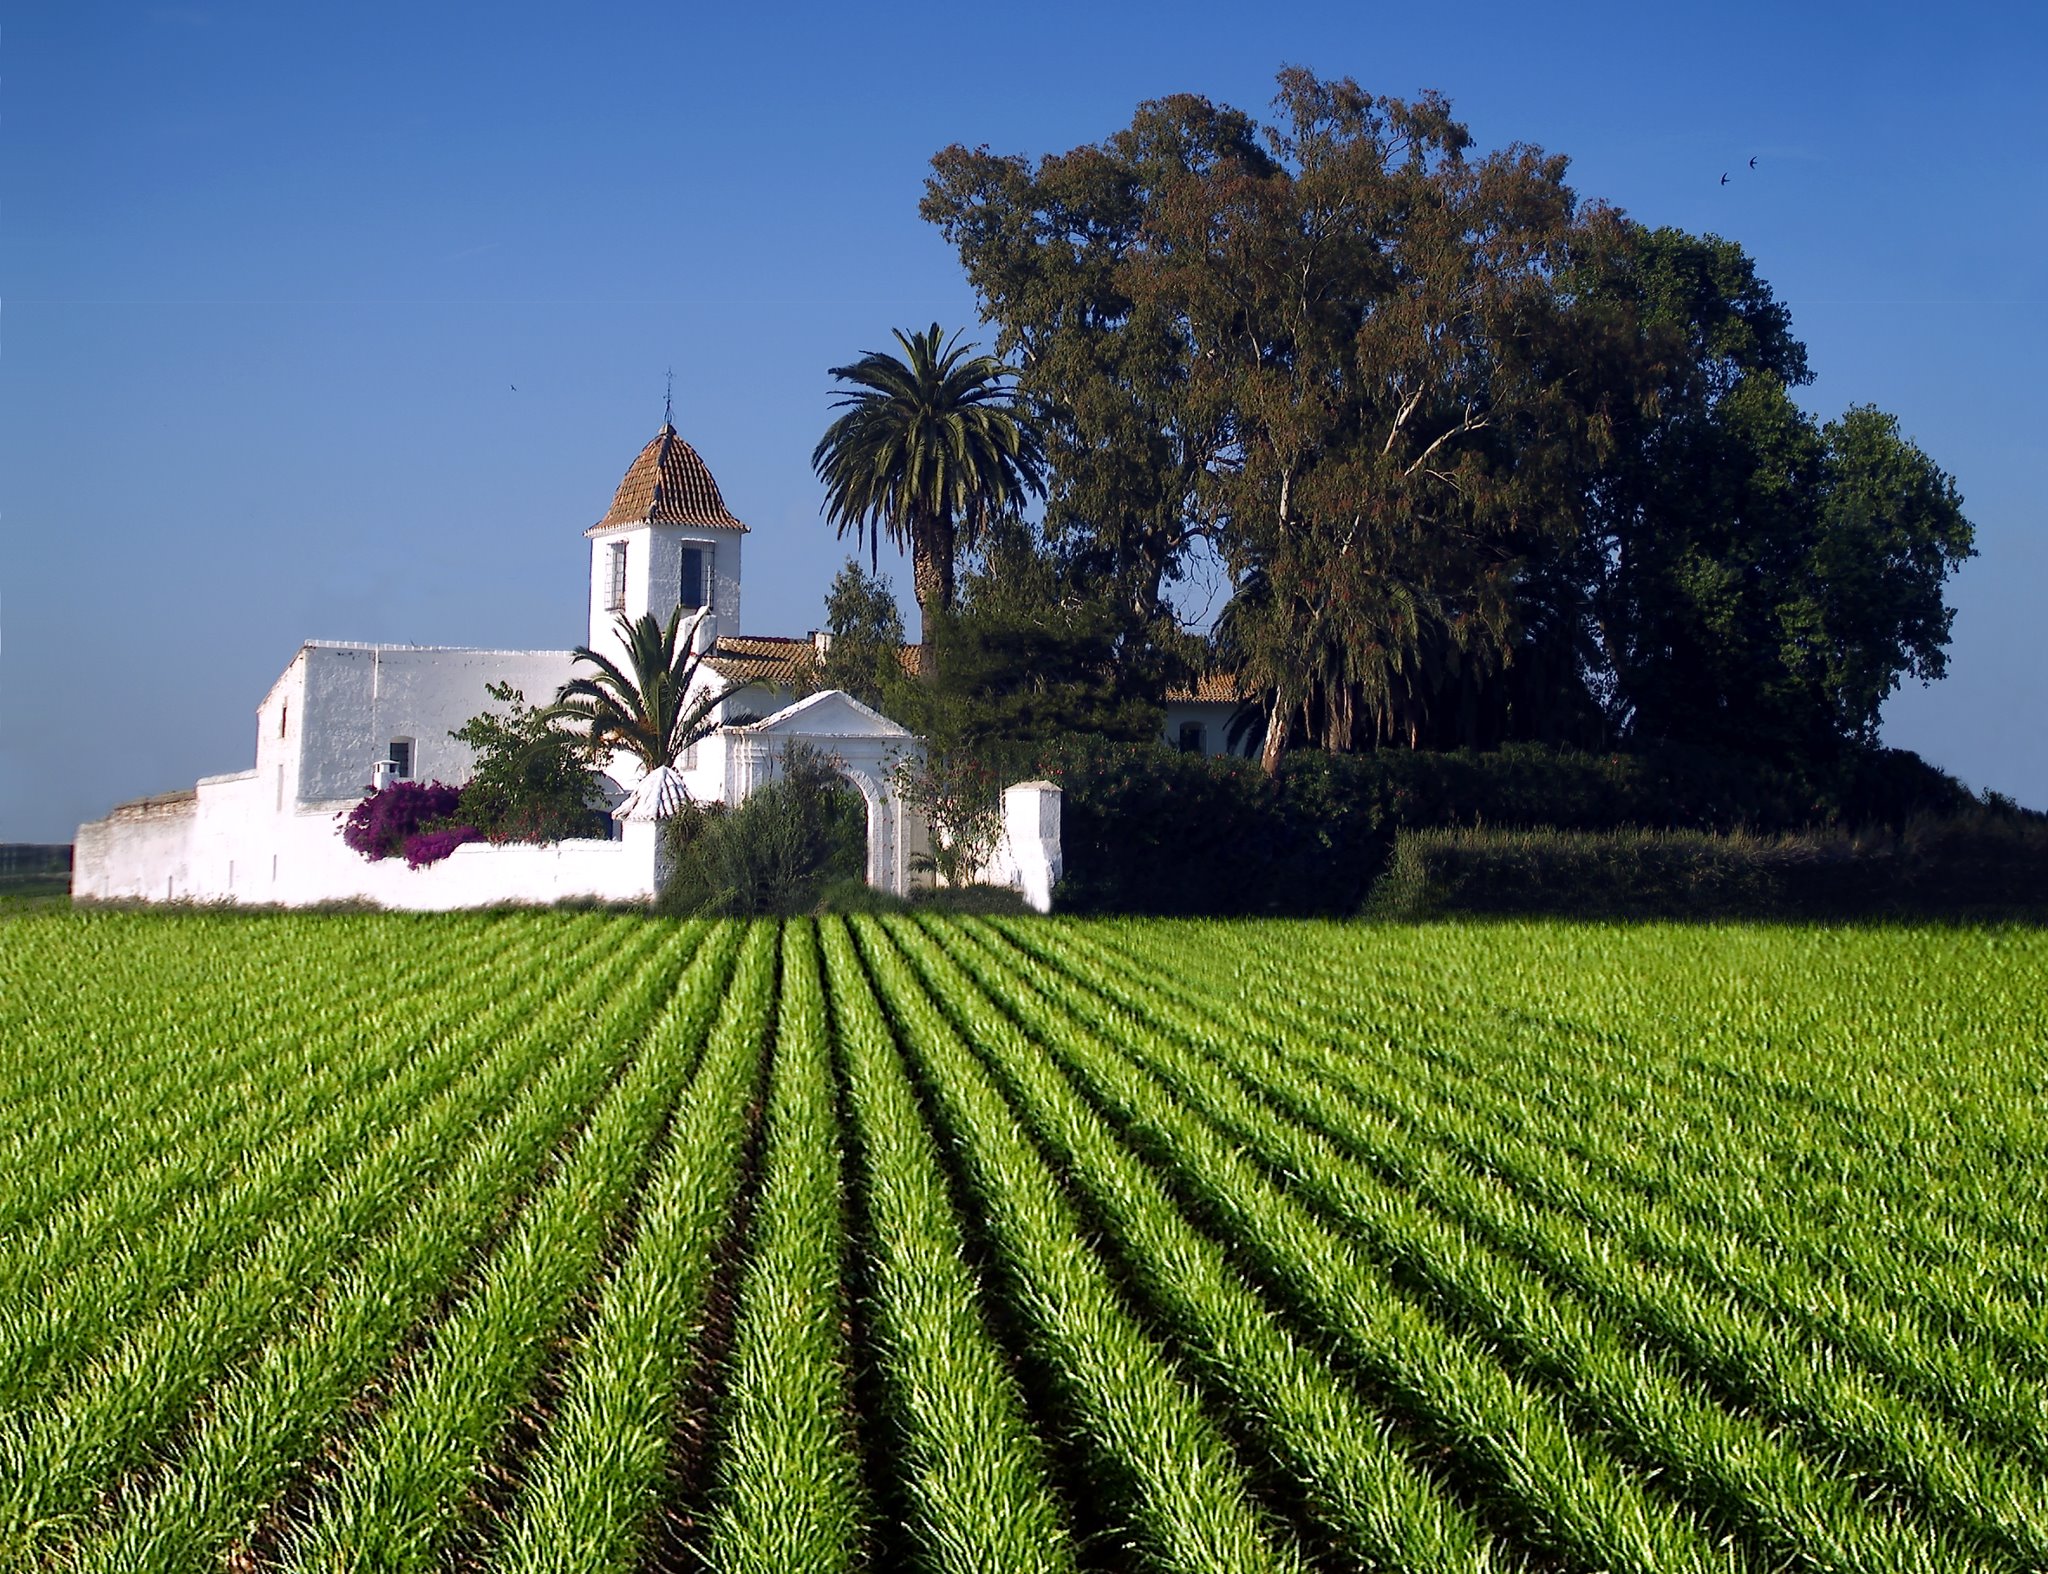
(595, 423, 750, 532)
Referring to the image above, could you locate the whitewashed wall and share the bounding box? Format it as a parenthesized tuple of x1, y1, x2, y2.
(294, 643, 580, 802)
(1160, 699, 1247, 757)
(73, 793, 198, 901)
(76, 772, 658, 909)
(584, 521, 744, 673)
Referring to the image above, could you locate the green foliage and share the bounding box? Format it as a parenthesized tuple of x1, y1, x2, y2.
(554, 607, 748, 774)
(1578, 226, 1975, 761)
(6, 910, 2048, 1570)
(1030, 736, 1984, 916)
(707, 924, 865, 1571)
(817, 559, 910, 716)
(449, 682, 608, 843)
(928, 80, 1976, 777)
(812, 324, 1045, 640)
(1366, 807, 2048, 921)
(893, 522, 1166, 754)
(658, 745, 866, 917)
(887, 749, 1005, 889)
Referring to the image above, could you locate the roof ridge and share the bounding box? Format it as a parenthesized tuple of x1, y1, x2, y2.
(594, 423, 750, 533)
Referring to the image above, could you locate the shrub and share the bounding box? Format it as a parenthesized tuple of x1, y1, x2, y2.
(658, 745, 866, 917)
(449, 683, 609, 843)
(1364, 812, 2048, 922)
(1010, 737, 1983, 917)
(402, 825, 483, 869)
(339, 781, 465, 863)
(889, 750, 1005, 887)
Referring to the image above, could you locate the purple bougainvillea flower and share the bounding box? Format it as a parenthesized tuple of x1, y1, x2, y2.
(403, 825, 482, 869)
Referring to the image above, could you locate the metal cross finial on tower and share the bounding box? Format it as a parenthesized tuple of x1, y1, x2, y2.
(663, 368, 674, 429)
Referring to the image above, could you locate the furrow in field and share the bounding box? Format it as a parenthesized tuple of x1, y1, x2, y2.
(1198, 922, 2048, 1319)
(883, 917, 1494, 1574)
(848, 915, 1308, 1574)
(0, 919, 594, 1408)
(0, 912, 364, 1134)
(814, 918, 1076, 1574)
(977, 919, 2005, 1574)
(1101, 919, 2048, 1430)
(478, 920, 772, 1574)
(270, 921, 766, 1574)
(1076, 924, 2048, 1516)
(702, 921, 867, 1573)
(481, 921, 774, 1571)
(934, 918, 1740, 1574)
(0, 915, 568, 1299)
(0, 918, 686, 1565)
(51, 919, 724, 1574)
(0, 915, 419, 1231)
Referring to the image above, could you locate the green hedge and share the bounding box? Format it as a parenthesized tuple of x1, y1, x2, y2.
(1018, 739, 1975, 916)
(1365, 815, 2048, 922)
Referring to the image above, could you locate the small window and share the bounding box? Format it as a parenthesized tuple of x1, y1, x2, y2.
(1178, 721, 1207, 755)
(279, 703, 288, 739)
(607, 541, 628, 611)
(389, 739, 414, 779)
(680, 545, 706, 611)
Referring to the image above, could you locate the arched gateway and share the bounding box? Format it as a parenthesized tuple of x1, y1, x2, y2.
(719, 689, 923, 897)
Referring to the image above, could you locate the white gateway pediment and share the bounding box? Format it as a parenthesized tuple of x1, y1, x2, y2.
(742, 688, 912, 740)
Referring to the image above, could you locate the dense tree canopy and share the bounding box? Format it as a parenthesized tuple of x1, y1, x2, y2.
(817, 559, 909, 715)
(922, 69, 1973, 778)
(893, 521, 1164, 754)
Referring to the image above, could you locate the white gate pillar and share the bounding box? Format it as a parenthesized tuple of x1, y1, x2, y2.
(1002, 779, 1063, 913)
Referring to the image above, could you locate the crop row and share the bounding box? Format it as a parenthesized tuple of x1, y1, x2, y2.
(3, 912, 2039, 1574)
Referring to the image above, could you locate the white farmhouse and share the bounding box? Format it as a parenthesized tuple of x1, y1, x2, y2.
(74, 423, 940, 908)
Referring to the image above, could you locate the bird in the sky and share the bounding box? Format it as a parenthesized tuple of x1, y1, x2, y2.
(510, 384, 518, 392)
(1720, 172, 1729, 185)
(1749, 156, 1758, 170)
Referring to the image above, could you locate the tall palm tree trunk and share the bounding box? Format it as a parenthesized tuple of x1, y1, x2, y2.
(909, 513, 954, 646)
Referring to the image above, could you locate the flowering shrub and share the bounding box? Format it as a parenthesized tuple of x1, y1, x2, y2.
(339, 781, 464, 863)
(402, 825, 483, 869)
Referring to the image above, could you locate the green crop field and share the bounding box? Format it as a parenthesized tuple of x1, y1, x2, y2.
(1, 909, 2043, 1573)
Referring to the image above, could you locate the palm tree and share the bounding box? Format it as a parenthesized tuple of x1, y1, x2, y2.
(552, 607, 752, 778)
(812, 323, 1044, 644)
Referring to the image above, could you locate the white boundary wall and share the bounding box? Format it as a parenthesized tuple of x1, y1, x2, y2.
(75, 771, 658, 909)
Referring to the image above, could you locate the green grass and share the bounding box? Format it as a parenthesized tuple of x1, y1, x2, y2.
(0, 910, 2042, 1572)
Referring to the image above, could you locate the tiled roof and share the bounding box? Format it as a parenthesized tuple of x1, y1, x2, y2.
(706, 636, 925, 692)
(594, 423, 750, 533)
(706, 635, 819, 690)
(1166, 671, 1244, 704)
(707, 636, 1238, 707)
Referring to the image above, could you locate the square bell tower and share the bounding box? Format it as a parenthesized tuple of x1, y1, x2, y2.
(584, 422, 748, 672)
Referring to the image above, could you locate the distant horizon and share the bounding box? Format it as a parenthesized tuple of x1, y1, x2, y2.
(5, 1, 2042, 839)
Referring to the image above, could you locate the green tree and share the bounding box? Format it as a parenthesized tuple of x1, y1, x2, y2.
(895, 521, 1165, 753)
(659, 743, 866, 916)
(552, 607, 751, 776)
(1579, 225, 1974, 761)
(449, 682, 607, 841)
(930, 70, 1631, 773)
(817, 559, 910, 716)
(811, 323, 1045, 643)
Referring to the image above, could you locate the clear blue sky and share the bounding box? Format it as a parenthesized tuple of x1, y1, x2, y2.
(4, 0, 2042, 840)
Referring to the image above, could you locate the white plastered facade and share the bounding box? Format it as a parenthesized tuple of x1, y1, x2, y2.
(72, 419, 1089, 911)
(72, 425, 957, 908)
